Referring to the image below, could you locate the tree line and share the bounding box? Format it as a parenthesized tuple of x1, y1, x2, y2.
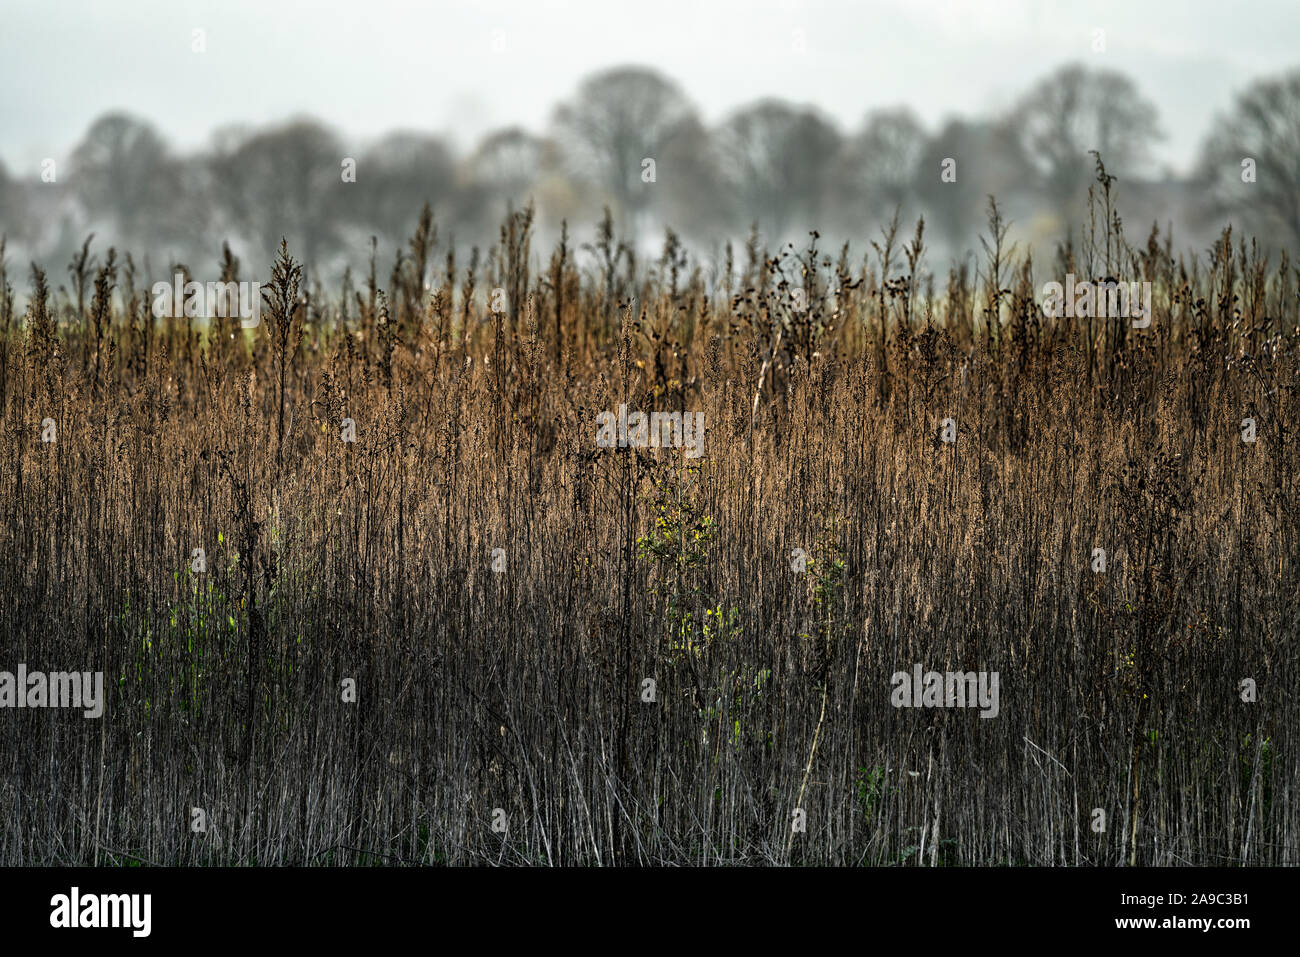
(1, 61, 1297, 281)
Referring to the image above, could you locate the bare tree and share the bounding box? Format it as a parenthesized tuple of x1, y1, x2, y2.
(913, 117, 1036, 253)
(468, 127, 547, 204)
(1195, 68, 1300, 251)
(713, 99, 842, 241)
(69, 113, 181, 246)
(352, 131, 458, 252)
(831, 107, 927, 231)
(1009, 63, 1161, 210)
(657, 115, 730, 246)
(551, 66, 698, 235)
(460, 128, 553, 235)
(209, 118, 345, 266)
(0, 160, 29, 244)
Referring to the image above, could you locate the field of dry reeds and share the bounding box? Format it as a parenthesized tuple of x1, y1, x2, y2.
(0, 174, 1296, 866)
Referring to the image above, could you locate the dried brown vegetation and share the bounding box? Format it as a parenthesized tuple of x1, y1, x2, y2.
(0, 180, 1296, 866)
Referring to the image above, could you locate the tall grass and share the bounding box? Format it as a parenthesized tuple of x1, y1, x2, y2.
(0, 176, 1296, 866)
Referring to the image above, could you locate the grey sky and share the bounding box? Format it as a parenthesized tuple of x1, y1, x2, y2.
(1, 0, 1296, 176)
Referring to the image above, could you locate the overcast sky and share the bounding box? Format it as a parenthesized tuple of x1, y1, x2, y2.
(1, 0, 1297, 176)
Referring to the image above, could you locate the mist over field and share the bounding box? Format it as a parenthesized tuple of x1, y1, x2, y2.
(2, 0, 1299, 279)
(0, 0, 1297, 887)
